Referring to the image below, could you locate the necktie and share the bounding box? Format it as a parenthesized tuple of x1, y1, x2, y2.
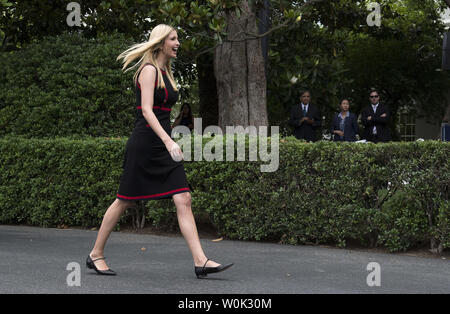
(302, 105, 307, 116)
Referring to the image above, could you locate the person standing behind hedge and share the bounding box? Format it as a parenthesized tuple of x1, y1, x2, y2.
(86, 24, 233, 279)
(331, 99, 359, 142)
(361, 90, 391, 143)
(289, 90, 322, 142)
(172, 103, 194, 131)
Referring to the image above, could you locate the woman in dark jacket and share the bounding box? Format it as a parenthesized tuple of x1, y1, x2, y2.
(331, 99, 359, 142)
(172, 103, 194, 131)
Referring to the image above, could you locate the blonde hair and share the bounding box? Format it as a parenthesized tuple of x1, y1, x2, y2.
(117, 24, 178, 91)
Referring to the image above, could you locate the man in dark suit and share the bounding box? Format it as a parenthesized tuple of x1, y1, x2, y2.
(361, 90, 391, 143)
(289, 90, 322, 142)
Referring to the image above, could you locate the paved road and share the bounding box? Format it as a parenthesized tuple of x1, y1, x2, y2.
(0, 225, 449, 294)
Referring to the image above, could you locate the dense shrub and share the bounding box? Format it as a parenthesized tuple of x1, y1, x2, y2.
(0, 135, 449, 253)
(375, 190, 429, 252)
(0, 32, 136, 138)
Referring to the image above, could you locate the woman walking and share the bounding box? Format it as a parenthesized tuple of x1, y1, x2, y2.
(86, 24, 233, 279)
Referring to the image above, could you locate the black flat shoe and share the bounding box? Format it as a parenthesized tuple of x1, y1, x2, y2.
(86, 255, 117, 276)
(195, 258, 234, 279)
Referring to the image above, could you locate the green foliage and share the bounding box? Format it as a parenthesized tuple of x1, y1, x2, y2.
(0, 135, 127, 227)
(1, 1, 450, 255)
(2, 1, 449, 139)
(1, 0, 74, 51)
(375, 190, 429, 252)
(267, 0, 450, 138)
(1, 135, 449, 253)
(435, 200, 450, 250)
(0, 0, 235, 53)
(0, 32, 137, 138)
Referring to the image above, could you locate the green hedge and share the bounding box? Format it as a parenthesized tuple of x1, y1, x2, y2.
(0, 135, 449, 253)
(0, 32, 136, 138)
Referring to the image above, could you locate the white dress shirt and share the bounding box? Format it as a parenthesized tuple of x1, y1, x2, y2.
(372, 103, 379, 135)
(301, 103, 309, 114)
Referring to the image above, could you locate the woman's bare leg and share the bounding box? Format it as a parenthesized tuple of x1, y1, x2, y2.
(89, 198, 134, 270)
(172, 192, 220, 267)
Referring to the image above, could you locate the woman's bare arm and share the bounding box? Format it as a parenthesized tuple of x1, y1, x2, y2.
(139, 65, 183, 160)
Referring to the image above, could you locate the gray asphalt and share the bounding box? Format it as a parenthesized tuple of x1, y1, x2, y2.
(0, 225, 449, 294)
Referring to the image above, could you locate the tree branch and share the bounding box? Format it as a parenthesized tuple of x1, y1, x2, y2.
(233, 0, 326, 39)
(444, 0, 450, 9)
(193, 0, 325, 59)
(236, 19, 291, 40)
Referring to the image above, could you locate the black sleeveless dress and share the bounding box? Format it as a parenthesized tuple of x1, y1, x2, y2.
(116, 64, 191, 201)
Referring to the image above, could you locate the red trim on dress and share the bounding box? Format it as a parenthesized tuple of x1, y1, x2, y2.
(156, 106, 171, 111)
(137, 106, 171, 112)
(117, 187, 190, 200)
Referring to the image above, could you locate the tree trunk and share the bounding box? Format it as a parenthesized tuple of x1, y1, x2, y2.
(197, 53, 219, 131)
(443, 101, 450, 123)
(214, 0, 268, 132)
(445, 0, 450, 9)
(257, 0, 271, 79)
(444, 1, 450, 125)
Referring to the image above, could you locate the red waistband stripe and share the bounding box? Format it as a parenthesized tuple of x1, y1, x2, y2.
(156, 106, 171, 111)
(137, 106, 171, 111)
(117, 188, 190, 200)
